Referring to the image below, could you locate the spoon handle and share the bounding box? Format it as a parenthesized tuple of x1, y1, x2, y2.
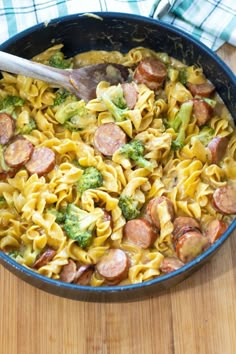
(0, 51, 71, 87)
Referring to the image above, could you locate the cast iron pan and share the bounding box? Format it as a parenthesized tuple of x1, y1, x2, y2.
(0, 12, 235, 302)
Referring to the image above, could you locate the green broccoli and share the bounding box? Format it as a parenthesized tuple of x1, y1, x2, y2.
(169, 100, 193, 150)
(53, 89, 72, 106)
(178, 67, 188, 85)
(54, 99, 96, 131)
(55, 100, 82, 124)
(47, 206, 66, 224)
(0, 95, 25, 115)
(100, 85, 128, 122)
(167, 66, 179, 82)
(76, 167, 103, 196)
(16, 118, 37, 135)
(64, 203, 103, 249)
(48, 51, 72, 69)
(7, 249, 21, 259)
(0, 196, 7, 208)
(118, 195, 140, 220)
(119, 139, 154, 171)
(203, 98, 217, 109)
(191, 126, 215, 146)
(156, 52, 171, 65)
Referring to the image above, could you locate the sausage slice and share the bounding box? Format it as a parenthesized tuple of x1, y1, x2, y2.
(213, 184, 236, 214)
(4, 138, 34, 168)
(75, 265, 94, 286)
(207, 136, 229, 164)
(60, 259, 77, 283)
(0, 113, 15, 145)
(134, 57, 167, 90)
(176, 231, 209, 263)
(33, 248, 56, 269)
(173, 216, 201, 242)
(160, 257, 184, 274)
(25, 146, 56, 176)
(192, 99, 214, 126)
(124, 218, 158, 248)
(205, 219, 228, 244)
(96, 249, 129, 284)
(145, 196, 175, 230)
(135, 57, 167, 82)
(0, 168, 17, 180)
(93, 122, 127, 157)
(186, 82, 215, 97)
(121, 82, 138, 109)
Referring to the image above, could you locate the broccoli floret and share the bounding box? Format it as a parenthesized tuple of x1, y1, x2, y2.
(191, 126, 215, 146)
(169, 100, 193, 150)
(53, 89, 72, 106)
(48, 51, 72, 69)
(157, 52, 170, 65)
(101, 85, 128, 122)
(47, 206, 66, 224)
(203, 98, 217, 108)
(118, 195, 140, 220)
(16, 118, 37, 135)
(0, 196, 7, 208)
(7, 249, 21, 259)
(178, 67, 188, 85)
(167, 66, 179, 82)
(55, 99, 95, 131)
(0, 95, 25, 115)
(76, 167, 103, 196)
(55, 100, 82, 124)
(64, 203, 103, 249)
(119, 139, 154, 171)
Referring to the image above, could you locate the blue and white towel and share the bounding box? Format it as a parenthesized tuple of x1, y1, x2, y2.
(0, 0, 235, 51)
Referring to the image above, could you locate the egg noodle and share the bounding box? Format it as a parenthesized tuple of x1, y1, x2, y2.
(0, 45, 235, 286)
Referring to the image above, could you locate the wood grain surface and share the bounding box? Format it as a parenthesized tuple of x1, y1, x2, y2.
(0, 43, 236, 354)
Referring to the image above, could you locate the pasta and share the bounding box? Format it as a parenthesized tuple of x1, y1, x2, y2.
(0, 45, 235, 287)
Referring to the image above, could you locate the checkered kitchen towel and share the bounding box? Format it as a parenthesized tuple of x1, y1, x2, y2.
(0, 0, 235, 51)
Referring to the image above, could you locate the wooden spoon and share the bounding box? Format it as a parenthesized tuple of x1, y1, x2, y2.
(0, 51, 129, 101)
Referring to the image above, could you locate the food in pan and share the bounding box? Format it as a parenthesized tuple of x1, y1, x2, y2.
(0, 44, 235, 286)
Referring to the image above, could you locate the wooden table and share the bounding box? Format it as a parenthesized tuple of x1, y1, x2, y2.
(0, 43, 236, 354)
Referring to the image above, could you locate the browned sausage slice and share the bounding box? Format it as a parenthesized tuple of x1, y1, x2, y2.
(0, 168, 17, 180)
(176, 231, 209, 263)
(124, 218, 158, 248)
(173, 216, 201, 242)
(93, 122, 127, 157)
(207, 136, 229, 164)
(134, 68, 163, 90)
(145, 196, 175, 229)
(4, 138, 34, 168)
(160, 257, 184, 274)
(60, 259, 77, 283)
(33, 248, 56, 269)
(121, 83, 138, 109)
(134, 57, 167, 90)
(0, 113, 15, 145)
(186, 82, 215, 97)
(136, 57, 167, 82)
(96, 249, 129, 283)
(213, 184, 236, 214)
(192, 99, 214, 126)
(75, 265, 94, 285)
(25, 146, 56, 176)
(205, 219, 228, 244)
